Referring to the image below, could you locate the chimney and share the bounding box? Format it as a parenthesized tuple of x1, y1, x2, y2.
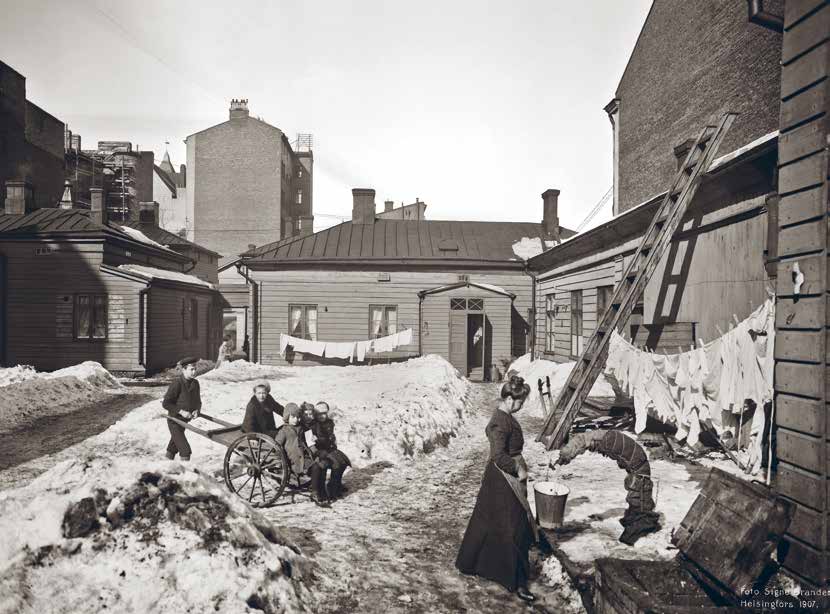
(138, 201, 160, 226)
(299, 215, 314, 236)
(247, 243, 256, 251)
(4, 180, 34, 215)
(179, 164, 186, 187)
(90, 187, 105, 225)
(542, 188, 561, 243)
(352, 188, 376, 225)
(384, 200, 394, 212)
(283, 218, 294, 237)
(229, 98, 249, 120)
(71, 134, 81, 151)
(59, 180, 73, 209)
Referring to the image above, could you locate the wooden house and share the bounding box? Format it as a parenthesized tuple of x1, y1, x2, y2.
(0, 184, 222, 376)
(239, 188, 573, 381)
(528, 0, 782, 362)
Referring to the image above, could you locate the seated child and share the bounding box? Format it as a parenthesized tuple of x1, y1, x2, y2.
(241, 380, 284, 437)
(311, 401, 351, 500)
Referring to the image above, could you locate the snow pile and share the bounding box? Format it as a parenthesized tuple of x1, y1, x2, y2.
(511, 237, 557, 261)
(0, 364, 38, 387)
(118, 225, 168, 250)
(149, 359, 216, 382)
(0, 458, 318, 614)
(507, 354, 617, 416)
(0, 362, 124, 434)
(201, 359, 285, 383)
(118, 264, 215, 289)
(535, 556, 586, 613)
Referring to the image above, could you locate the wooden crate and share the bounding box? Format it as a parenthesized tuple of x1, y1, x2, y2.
(594, 469, 796, 614)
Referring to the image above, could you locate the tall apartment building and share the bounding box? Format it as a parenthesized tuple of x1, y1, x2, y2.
(185, 99, 313, 263)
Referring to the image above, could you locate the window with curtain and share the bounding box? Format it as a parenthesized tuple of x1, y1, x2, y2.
(289, 304, 317, 340)
(369, 305, 397, 338)
(75, 294, 108, 340)
(570, 290, 583, 357)
(545, 294, 555, 352)
(596, 285, 614, 323)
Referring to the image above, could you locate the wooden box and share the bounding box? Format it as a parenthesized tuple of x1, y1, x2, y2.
(594, 468, 795, 614)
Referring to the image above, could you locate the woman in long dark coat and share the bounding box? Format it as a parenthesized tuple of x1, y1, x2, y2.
(456, 376, 537, 603)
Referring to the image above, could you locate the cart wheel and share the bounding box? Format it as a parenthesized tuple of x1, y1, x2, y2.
(224, 433, 288, 507)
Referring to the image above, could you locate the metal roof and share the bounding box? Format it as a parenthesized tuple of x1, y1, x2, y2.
(0, 208, 188, 261)
(243, 219, 576, 265)
(127, 222, 222, 257)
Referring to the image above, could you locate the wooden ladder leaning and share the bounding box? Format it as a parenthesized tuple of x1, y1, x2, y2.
(537, 112, 737, 451)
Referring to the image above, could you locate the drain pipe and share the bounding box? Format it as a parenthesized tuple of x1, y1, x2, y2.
(524, 264, 537, 362)
(236, 262, 258, 362)
(746, 0, 783, 32)
(138, 285, 150, 368)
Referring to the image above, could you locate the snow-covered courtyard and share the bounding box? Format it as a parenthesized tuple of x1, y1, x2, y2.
(0, 356, 752, 613)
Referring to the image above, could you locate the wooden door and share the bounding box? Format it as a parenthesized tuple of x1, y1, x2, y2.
(0, 254, 5, 366)
(449, 311, 467, 375)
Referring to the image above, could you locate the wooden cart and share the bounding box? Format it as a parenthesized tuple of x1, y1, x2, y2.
(166, 412, 293, 508)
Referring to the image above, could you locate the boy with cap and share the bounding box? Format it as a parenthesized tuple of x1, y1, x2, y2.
(275, 403, 330, 507)
(312, 402, 351, 500)
(163, 356, 202, 461)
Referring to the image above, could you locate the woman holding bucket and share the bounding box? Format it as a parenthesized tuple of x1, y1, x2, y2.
(455, 375, 538, 604)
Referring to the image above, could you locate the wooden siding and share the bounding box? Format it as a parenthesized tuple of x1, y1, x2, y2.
(422, 289, 512, 379)
(533, 195, 773, 361)
(146, 285, 220, 373)
(0, 240, 145, 372)
(773, 0, 830, 589)
(250, 269, 531, 368)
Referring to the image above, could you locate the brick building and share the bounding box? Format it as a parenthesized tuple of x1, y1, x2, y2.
(608, 0, 783, 215)
(185, 99, 313, 264)
(0, 61, 65, 211)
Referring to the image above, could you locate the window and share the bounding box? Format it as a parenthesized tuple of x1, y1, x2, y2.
(296, 189, 303, 205)
(545, 295, 555, 352)
(369, 305, 397, 338)
(467, 298, 484, 311)
(289, 304, 317, 340)
(450, 298, 466, 310)
(190, 299, 198, 339)
(182, 299, 191, 340)
(596, 285, 614, 322)
(570, 290, 583, 357)
(75, 294, 107, 340)
(297, 168, 303, 179)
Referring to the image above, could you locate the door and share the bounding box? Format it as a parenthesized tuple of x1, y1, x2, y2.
(449, 311, 467, 375)
(467, 313, 485, 381)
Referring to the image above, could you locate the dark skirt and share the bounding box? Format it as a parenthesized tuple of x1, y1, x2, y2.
(455, 460, 533, 592)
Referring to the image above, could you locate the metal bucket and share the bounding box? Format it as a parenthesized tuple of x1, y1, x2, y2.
(534, 481, 569, 529)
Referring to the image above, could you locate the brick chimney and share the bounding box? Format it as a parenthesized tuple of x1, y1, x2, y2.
(138, 201, 160, 226)
(59, 180, 73, 209)
(299, 215, 314, 236)
(542, 188, 561, 243)
(90, 187, 105, 225)
(4, 180, 34, 215)
(352, 188, 376, 225)
(229, 98, 249, 120)
(384, 200, 394, 212)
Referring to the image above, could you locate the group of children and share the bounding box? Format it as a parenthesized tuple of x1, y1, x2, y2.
(163, 357, 350, 508)
(241, 380, 351, 507)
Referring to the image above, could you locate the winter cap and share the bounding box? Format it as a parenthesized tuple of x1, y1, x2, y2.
(252, 380, 271, 393)
(500, 375, 530, 400)
(284, 403, 302, 418)
(300, 402, 315, 413)
(179, 356, 199, 367)
(314, 401, 330, 417)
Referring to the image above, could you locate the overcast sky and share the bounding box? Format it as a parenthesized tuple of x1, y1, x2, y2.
(1, 0, 652, 231)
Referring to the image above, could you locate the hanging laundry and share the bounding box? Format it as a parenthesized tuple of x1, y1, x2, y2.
(355, 340, 369, 362)
(326, 342, 355, 360)
(279, 333, 290, 356)
(398, 328, 413, 346)
(372, 333, 397, 353)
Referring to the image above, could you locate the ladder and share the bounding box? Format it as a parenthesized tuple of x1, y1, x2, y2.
(537, 112, 737, 450)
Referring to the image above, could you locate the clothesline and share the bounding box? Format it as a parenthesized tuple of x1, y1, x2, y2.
(279, 328, 414, 362)
(604, 299, 775, 474)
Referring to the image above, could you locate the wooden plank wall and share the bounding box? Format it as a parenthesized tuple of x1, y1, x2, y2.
(422, 289, 512, 379)
(146, 286, 218, 373)
(536, 260, 617, 362)
(0, 241, 145, 373)
(252, 269, 531, 367)
(773, 0, 830, 588)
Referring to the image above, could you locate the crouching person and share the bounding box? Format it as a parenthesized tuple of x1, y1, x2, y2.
(312, 402, 352, 501)
(163, 356, 202, 461)
(241, 380, 284, 438)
